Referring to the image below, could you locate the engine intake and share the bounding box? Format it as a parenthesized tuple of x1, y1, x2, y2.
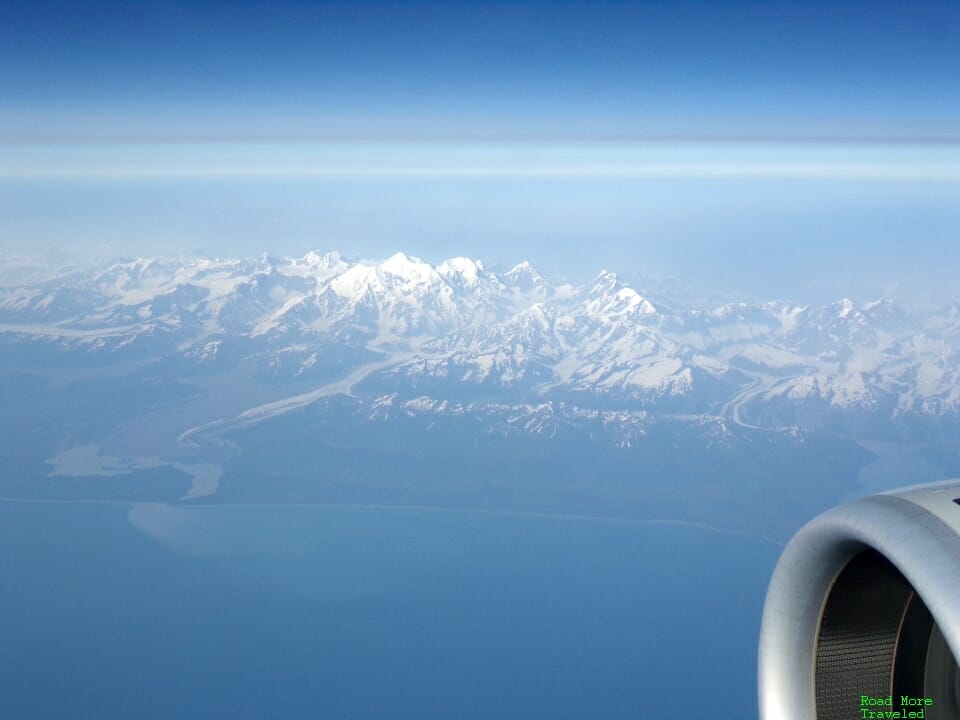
(759, 480, 960, 720)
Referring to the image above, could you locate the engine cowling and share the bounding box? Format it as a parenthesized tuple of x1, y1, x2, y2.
(759, 480, 960, 720)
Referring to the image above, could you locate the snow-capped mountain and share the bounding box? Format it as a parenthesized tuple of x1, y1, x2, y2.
(2, 250, 959, 437)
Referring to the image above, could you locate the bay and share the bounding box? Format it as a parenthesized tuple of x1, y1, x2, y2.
(0, 500, 779, 719)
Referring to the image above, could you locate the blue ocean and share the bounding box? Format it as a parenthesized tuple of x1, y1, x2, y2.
(0, 500, 779, 719)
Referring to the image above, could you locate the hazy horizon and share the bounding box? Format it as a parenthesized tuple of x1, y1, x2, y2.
(2, 1, 958, 303)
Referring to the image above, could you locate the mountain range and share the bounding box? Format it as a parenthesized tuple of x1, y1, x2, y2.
(2, 250, 958, 538)
(3, 250, 958, 431)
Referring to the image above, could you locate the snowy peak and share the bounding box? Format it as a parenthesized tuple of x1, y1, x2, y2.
(504, 261, 547, 291)
(786, 296, 912, 354)
(589, 270, 619, 294)
(322, 252, 443, 300)
(328, 264, 383, 300)
(437, 257, 487, 288)
(380, 251, 428, 278)
(285, 250, 348, 278)
(584, 271, 656, 318)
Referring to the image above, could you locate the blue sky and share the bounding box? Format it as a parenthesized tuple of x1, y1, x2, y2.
(3, 0, 958, 140)
(1, 0, 958, 300)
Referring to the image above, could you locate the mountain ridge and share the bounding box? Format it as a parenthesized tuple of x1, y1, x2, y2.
(2, 250, 959, 438)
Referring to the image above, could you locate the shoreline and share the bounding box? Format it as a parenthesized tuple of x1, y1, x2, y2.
(0, 495, 784, 546)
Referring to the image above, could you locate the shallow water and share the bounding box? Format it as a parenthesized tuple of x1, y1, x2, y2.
(0, 500, 778, 719)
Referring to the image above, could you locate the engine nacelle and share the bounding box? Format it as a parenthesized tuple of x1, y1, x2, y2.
(759, 480, 960, 720)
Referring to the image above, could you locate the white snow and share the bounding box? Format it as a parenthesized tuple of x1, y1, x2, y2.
(437, 256, 485, 286)
(5, 248, 958, 429)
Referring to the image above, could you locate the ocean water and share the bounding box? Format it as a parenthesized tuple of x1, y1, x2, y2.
(0, 500, 779, 719)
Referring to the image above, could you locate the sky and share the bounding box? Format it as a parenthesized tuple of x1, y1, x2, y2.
(1, 0, 958, 301)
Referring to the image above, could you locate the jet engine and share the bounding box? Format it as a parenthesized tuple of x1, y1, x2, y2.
(759, 480, 960, 720)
